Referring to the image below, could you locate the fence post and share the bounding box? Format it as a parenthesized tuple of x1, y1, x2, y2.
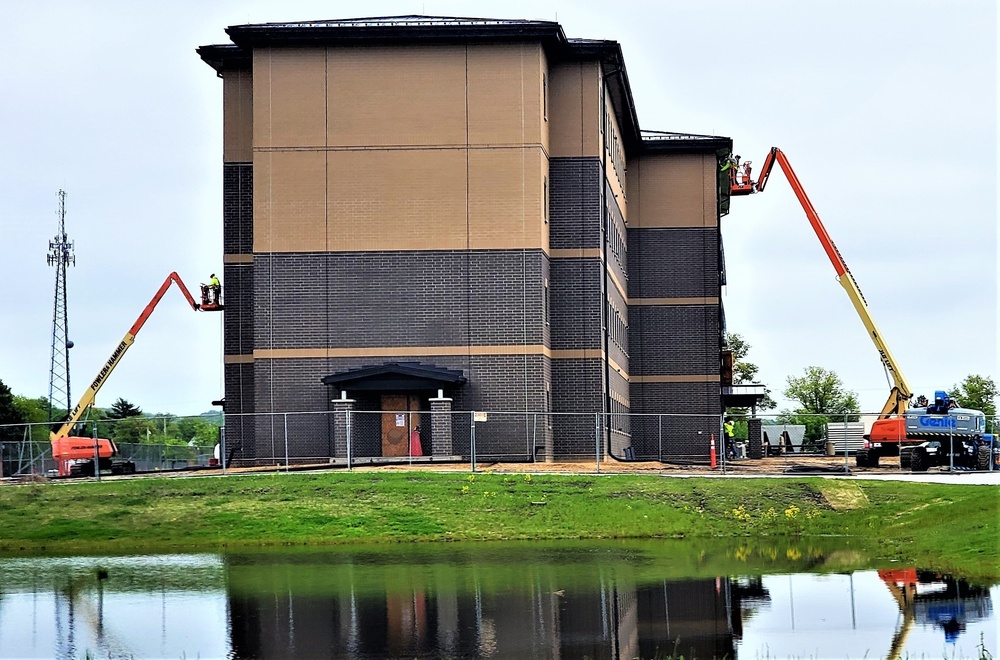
(346, 410, 353, 471)
(595, 413, 601, 474)
(470, 412, 477, 473)
(92, 424, 100, 482)
(843, 414, 849, 470)
(658, 415, 663, 462)
(720, 414, 727, 474)
(283, 413, 290, 472)
(949, 428, 954, 472)
(531, 412, 537, 461)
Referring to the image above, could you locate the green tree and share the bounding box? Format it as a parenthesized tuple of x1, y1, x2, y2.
(0, 379, 26, 443)
(780, 366, 860, 446)
(107, 398, 143, 419)
(13, 395, 53, 443)
(949, 374, 998, 433)
(172, 417, 217, 446)
(110, 416, 157, 444)
(724, 333, 776, 439)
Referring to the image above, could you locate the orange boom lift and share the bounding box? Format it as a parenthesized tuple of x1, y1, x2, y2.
(728, 148, 917, 466)
(50, 272, 222, 476)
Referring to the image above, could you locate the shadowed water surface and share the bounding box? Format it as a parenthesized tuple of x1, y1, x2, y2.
(0, 540, 994, 659)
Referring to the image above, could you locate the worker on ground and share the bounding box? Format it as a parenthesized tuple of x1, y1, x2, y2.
(209, 273, 221, 305)
(723, 416, 736, 459)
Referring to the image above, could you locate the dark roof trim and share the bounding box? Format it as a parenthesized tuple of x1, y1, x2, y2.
(321, 361, 467, 388)
(197, 44, 251, 75)
(197, 16, 735, 152)
(225, 15, 566, 49)
(202, 16, 645, 145)
(640, 131, 733, 154)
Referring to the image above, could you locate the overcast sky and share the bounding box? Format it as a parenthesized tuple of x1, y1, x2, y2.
(0, 0, 995, 417)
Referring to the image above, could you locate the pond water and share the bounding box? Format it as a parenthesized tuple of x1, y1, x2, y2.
(0, 541, 994, 659)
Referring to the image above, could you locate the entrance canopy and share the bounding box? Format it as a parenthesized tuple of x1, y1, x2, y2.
(722, 384, 768, 410)
(321, 362, 467, 392)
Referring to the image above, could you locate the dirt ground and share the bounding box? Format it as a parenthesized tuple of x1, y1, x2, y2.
(409, 454, 857, 476)
(191, 454, 860, 478)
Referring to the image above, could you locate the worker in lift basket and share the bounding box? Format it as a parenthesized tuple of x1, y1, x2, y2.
(208, 273, 221, 305)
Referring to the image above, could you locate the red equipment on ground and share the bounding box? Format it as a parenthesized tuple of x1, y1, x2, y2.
(50, 272, 222, 477)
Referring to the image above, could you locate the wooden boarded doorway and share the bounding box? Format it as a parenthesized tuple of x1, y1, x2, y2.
(381, 394, 421, 457)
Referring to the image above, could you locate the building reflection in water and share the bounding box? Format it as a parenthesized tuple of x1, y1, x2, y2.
(0, 548, 994, 659)
(226, 557, 772, 659)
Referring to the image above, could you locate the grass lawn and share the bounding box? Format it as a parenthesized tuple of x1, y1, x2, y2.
(0, 471, 996, 580)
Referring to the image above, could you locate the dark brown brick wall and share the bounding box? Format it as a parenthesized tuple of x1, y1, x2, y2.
(549, 259, 603, 351)
(237, 354, 551, 462)
(251, 251, 547, 349)
(629, 382, 722, 460)
(223, 263, 254, 355)
(628, 228, 719, 298)
(629, 305, 721, 376)
(549, 158, 602, 250)
(223, 362, 256, 458)
(223, 163, 253, 254)
(222, 162, 255, 458)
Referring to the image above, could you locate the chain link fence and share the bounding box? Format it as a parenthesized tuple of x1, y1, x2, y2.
(2, 411, 996, 478)
(0, 417, 218, 478)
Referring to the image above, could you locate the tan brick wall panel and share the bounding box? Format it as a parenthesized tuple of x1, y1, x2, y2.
(628, 154, 718, 228)
(467, 44, 544, 147)
(223, 68, 253, 162)
(327, 45, 469, 147)
(254, 48, 327, 149)
(468, 147, 546, 249)
(326, 148, 469, 251)
(548, 62, 601, 157)
(254, 150, 327, 253)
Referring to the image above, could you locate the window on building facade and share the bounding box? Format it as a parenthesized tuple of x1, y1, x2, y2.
(542, 73, 548, 122)
(544, 176, 549, 224)
(543, 279, 550, 327)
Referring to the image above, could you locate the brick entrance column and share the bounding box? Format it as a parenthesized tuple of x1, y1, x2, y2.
(332, 392, 355, 461)
(429, 391, 453, 456)
(747, 417, 763, 459)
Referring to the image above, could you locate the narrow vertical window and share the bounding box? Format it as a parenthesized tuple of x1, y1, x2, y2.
(543, 176, 549, 224)
(544, 279, 550, 327)
(542, 73, 548, 122)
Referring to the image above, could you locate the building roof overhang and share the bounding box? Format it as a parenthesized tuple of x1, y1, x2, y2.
(321, 361, 467, 392)
(197, 15, 652, 146)
(640, 131, 733, 154)
(722, 384, 768, 409)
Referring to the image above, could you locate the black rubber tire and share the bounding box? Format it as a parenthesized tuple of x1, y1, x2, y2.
(855, 449, 869, 468)
(911, 450, 929, 472)
(976, 446, 991, 471)
(869, 450, 880, 468)
(900, 447, 913, 469)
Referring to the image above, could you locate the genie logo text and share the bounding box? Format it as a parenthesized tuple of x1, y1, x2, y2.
(919, 416, 957, 428)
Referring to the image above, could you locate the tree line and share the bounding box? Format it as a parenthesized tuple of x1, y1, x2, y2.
(0, 379, 221, 447)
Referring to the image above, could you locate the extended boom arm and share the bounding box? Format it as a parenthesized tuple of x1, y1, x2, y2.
(51, 272, 202, 440)
(737, 147, 913, 417)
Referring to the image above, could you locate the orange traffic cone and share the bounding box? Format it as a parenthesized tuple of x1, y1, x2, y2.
(710, 433, 717, 468)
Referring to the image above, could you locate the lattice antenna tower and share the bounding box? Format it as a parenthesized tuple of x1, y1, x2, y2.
(47, 190, 75, 422)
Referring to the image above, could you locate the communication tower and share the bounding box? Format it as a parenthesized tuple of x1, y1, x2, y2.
(47, 190, 75, 422)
